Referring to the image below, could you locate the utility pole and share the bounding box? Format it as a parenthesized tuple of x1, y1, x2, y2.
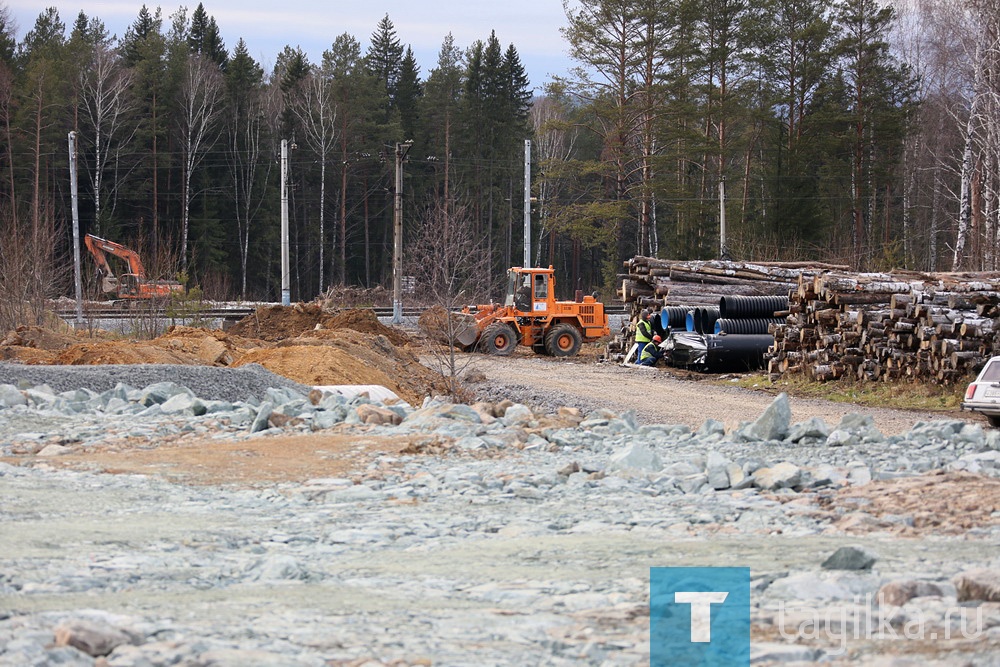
(719, 176, 728, 260)
(392, 140, 413, 324)
(68, 132, 83, 329)
(523, 140, 531, 269)
(280, 139, 290, 306)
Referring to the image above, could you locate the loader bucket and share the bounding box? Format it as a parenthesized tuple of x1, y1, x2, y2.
(454, 314, 480, 348)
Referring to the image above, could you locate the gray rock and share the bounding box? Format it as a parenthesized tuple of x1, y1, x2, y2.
(706, 451, 732, 490)
(608, 443, 662, 473)
(160, 393, 207, 416)
(954, 569, 1000, 602)
(787, 416, 830, 443)
(250, 401, 274, 433)
(877, 579, 948, 606)
(767, 572, 853, 601)
(0, 383, 27, 407)
(753, 462, 801, 491)
(750, 643, 824, 664)
(697, 418, 726, 438)
(826, 429, 859, 447)
(502, 404, 535, 425)
(740, 392, 791, 441)
(836, 413, 885, 442)
(847, 464, 872, 486)
(822, 545, 878, 571)
(54, 618, 133, 657)
(248, 555, 309, 582)
(37, 444, 73, 457)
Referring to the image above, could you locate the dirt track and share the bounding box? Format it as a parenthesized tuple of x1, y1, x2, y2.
(465, 352, 978, 435)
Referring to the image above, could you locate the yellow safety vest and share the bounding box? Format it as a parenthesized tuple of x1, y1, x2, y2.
(635, 319, 653, 343)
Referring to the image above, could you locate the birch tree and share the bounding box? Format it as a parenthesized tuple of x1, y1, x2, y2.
(294, 67, 338, 292)
(225, 39, 268, 297)
(79, 44, 136, 233)
(176, 52, 222, 269)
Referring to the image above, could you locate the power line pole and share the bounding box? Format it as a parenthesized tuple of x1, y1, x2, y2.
(280, 139, 291, 306)
(523, 140, 531, 269)
(392, 140, 413, 324)
(68, 132, 83, 329)
(719, 176, 729, 260)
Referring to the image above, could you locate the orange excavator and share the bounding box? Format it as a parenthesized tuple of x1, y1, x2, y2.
(83, 233, 184, 300)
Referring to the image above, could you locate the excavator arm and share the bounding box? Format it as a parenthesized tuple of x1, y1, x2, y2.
(84, 234, 147, 279)
(83, 234, 181, 299)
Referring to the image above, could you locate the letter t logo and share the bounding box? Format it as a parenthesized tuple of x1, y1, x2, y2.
(674, 591, 729, 642)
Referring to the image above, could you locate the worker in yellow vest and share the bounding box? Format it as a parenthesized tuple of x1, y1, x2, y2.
(638, 335, 664, 366)
(634, 309, 654, 364)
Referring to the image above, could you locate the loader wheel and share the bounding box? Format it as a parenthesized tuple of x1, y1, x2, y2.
(545, 323, 582, 357)
(480, 323, 517, 356)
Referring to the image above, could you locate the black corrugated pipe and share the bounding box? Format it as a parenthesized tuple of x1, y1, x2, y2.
(714, 317, 784, 335)
(660, 306, 688, 330)
(698, 307, 720, 334)
(719, 295, 789, 319)
(685, 310, 698, 332)
(704, 334, 773, 372)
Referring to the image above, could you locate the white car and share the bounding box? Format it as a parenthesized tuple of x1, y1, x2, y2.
(962, 356, 1000, 427)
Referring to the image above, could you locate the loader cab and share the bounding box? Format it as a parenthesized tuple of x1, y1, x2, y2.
(506, 267, 554, 315)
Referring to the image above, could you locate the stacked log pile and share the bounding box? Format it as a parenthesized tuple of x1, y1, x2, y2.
(620, 257, 1000, 384)
(768, 271, 1000, 384)
(620, 257, 847, 310)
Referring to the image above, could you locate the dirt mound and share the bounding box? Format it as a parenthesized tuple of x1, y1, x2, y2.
(228, 305, 408, 345)
(233, 346, 429, 405)
(2, 325, 84, 350)
(54, 341, 202, 366)
(248, 329, 447, 405)
(4, 313, 448, 405)
(0, 346, 59, 364)
(326, 309, 408, 346)
(156, 326, 266, 365)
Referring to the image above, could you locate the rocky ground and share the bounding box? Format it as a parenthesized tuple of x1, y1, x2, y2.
(1, 318, 999, 666)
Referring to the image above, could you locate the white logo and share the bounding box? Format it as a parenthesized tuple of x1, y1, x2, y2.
(674, 591, 729, 642)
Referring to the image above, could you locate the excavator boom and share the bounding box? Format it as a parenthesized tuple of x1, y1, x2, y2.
(83, 233, 183, 300)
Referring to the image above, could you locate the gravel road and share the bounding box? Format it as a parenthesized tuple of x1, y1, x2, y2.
(466, 354, 973, 435)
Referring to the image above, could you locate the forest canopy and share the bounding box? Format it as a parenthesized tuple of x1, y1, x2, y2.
(0, 0, 997, 309)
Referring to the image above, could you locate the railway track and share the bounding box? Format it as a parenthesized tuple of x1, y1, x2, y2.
(54, 304, 629, 324)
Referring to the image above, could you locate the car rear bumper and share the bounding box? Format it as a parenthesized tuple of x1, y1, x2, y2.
(961, 401, 1000, 416)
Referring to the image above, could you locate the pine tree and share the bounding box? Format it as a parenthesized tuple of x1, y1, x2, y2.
(421, 34, 464, 214)
(832, 0, 916, 267)
(396, 46, 422, 140)
(366, 14, 403, 118)
(188, 3, 228, 70)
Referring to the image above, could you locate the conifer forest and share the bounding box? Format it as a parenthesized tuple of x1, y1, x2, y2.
(0, 1, 998, 307)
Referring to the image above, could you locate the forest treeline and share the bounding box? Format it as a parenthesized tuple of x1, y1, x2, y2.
(0, 0, 998, 311)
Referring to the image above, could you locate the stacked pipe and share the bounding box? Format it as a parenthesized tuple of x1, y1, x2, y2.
(766, 270, 1000, 384)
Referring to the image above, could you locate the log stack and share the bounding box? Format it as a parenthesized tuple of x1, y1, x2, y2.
(767, 271, 1000, 384)
(620, 256, 1000, 385)
(620, 257, 846, 310)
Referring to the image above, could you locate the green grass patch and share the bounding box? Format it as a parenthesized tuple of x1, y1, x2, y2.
(721, 373, 966, 412)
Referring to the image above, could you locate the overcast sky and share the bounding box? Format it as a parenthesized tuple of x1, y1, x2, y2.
(6, 0, 575, 91)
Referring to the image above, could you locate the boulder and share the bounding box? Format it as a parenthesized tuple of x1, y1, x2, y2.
(821, 545, 877, 571)
(753, 461, 801, 491)
(608, 443, 663, 474)
(53, 619, 132, 657)
(878, 580, 948, 606)
(739, 393, 791, 441)
(355, 404, 403, 426)
(954, 569, 1000, 602)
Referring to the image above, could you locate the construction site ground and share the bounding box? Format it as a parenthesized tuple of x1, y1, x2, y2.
(2, 307, 1000, 665)
(0, 308, 983, 487)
